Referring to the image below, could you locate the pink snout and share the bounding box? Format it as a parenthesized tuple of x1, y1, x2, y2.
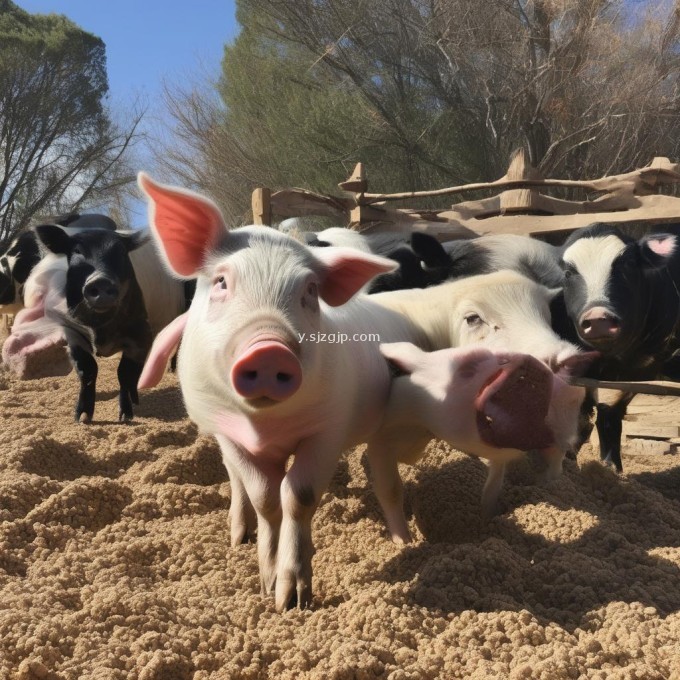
(231, 340, 302, 402)
(579, 306, 620, 341)
(475, 353, 554, 450)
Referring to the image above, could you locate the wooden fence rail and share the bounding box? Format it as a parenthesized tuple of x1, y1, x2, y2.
(253, 150, 680, 243)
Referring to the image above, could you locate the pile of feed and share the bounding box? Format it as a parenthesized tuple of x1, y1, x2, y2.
(1, 357, 679, 679)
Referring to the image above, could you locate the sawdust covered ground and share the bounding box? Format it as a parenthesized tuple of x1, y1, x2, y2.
(0, 357, 679, 679)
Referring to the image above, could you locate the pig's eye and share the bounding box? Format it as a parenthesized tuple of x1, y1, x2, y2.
(72, 245, 83, 257)
(301, 281, 319, 309)
(215, 275, 227, 290)
(465, 313, 482, 326)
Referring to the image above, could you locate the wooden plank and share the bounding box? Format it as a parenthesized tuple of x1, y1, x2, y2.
(251, 187, 272, 226)
(338, 162, 368, 194)
(625, 438, 676, 456)
(360, 156, 680, 205)
(623, 425, 680, 440)
(269, 189, 352, 220)
(570, 377, 680, 397)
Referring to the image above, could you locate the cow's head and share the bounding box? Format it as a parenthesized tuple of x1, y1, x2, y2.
(561, 223, 678, 352)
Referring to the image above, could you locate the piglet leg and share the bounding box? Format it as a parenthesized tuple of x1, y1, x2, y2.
(275, 436, 343, 611)
(216, 435, 284, 596)
(595, 392, 634, 473)
(365, 428, 432, 544)
(364, 436, 411, 544)
(539, 445, 565, 480)
(481, 461, 506, 518)
(69, 344, 97, 423)
(222, 457, 257, 546)
(118, 330, 153, 422)
(117, 354, 144, 422)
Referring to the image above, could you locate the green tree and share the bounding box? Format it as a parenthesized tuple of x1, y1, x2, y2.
(158, 0, 680, 222)
(0, 0, 142, 245)
(157, 0, 480, 224)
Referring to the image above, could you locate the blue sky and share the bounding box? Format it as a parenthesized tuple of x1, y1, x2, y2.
(15, 1, 239, 104)
(15, 1, 240, 224)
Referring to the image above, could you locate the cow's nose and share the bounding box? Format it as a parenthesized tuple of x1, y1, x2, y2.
(83, 277, 120, 309)
(231, 340, 302, 402)
(579, 306, 620, 340)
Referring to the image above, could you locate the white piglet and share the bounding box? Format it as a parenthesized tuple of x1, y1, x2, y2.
(366, 271, 595, 542)
(136, 174, 428, 611)
(377, 342, 586, 534)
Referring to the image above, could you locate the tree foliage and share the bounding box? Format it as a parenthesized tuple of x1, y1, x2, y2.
(0, 0, 142, 245)
(158, 0, 680, 223)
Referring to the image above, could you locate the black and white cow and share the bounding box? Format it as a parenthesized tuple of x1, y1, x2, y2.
(30, 225, 154, 423)
(554, 221, 680, 471)
(0, 214, 117, 312)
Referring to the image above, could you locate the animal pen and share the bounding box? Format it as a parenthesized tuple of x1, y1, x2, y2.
(251, 149, 680, 454)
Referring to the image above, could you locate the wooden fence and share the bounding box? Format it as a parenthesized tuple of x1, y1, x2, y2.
(251, 149, 680, 244)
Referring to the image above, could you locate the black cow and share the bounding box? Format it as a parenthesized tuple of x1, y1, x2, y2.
(554, 222, 680, 471)
(35, 225, 153, 423)
(0, 214, 117, 310)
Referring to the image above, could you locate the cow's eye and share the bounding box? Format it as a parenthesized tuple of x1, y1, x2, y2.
(465, 313, 482, 326)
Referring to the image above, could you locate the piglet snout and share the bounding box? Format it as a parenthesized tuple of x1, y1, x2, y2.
(83, 276, 120, 310)
(231, 340, 302, 402)
(579, 306, 620, 341)
(476, 354, 554, 450)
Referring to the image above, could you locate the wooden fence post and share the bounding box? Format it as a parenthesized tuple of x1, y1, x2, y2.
(252, 187, 272, 226)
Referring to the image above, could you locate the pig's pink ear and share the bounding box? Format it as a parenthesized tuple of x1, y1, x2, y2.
(379, 342, 425, 375)
(138, 172, 226, 278)
(314, 247, 397, 306)
(138, 312, 189, 389)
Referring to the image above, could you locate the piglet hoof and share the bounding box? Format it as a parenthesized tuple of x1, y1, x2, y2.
(260, 574, 276, 597)
(77, 412, 92, 425)
(230, 527, 255, 547)
(118, 411, 133, 424)
(390, 530, 412, 545)
(601, 455, 623, 473)
(275, 573, 312, 612)
(479, 494, 500, 521)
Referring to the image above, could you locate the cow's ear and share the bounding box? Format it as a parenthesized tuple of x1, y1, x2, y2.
(35, 225, 72, 256)
(138, 172, 226, 278)
(640, 233, 677, 269)
(119, 230, 149, 253)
